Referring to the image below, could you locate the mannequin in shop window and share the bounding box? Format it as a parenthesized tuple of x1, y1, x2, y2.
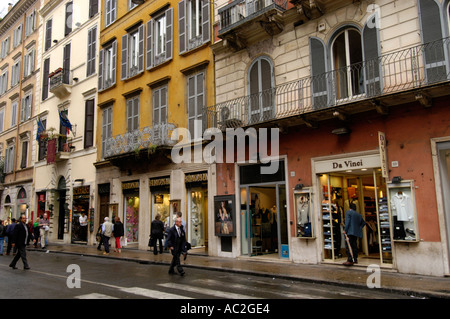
(344, 194, 360, 213)
(391, 191, 415, 240)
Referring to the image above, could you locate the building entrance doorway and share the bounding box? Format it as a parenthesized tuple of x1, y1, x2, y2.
(318, 169, 393, 266)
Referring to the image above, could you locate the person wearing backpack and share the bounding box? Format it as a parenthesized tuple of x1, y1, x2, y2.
(0, 219, 6, 255)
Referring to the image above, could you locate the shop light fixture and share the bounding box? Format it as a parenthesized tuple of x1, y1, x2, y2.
(392, 176, 402, 183)
(331, 127, 351, 135)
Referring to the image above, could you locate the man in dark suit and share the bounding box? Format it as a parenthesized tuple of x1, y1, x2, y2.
(343, 203, 366, 266)
(166, 217, 186, 276)
(9, 214, 31, 270)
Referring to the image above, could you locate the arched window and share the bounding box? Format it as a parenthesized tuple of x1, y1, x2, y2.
(331, 28, 364, 100)
(248, 56, 274, 123)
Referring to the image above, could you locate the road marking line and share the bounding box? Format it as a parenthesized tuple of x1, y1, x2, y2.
(75, 293, 118, 299)
(158, 282, 261, 299)
(120, 287, 193, 299)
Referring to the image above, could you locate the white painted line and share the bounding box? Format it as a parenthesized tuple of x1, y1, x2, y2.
(120, 287, 193, 299)
(158, 282, 261, 299)
(75, 293, 118, 299)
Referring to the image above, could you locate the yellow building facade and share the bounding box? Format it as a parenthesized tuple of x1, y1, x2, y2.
(95, 0, 216, 252)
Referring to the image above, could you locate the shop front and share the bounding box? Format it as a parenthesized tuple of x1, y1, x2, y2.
(71, 186, 90, 244)
(238, 160, 289, 259)
(122, 181, 140, 244)
(149, 176, 171, 235)
(311, 151, 419, 268)
(186, 172, 208, 249)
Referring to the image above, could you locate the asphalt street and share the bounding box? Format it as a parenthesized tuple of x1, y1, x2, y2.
(0, 250, 416, 300)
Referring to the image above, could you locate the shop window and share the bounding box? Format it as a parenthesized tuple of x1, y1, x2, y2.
(294, 188, 313, 238)
(248, 56, 274, 124)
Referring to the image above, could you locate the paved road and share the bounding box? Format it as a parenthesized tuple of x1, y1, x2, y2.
(0, 251, 417, 301)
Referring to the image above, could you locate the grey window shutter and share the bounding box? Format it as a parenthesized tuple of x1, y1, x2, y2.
(310, 37, 328, 109)
(112, 40, 117, 85)
(202, 0, 210, 44)
(153, 89, 160, 126)
(138, 24, 145, 74)
(362, 14, 381, 97)
(42, 58, 50, 100)
(84, 99, 95, 148)
(127, 98, 133, 132)
(178, 0, 186, 54)
(45, 19, 52, 51)
(166, 8, 173, 61)
(63, 43, 71, 84)
(418, 0, 447, 83)
(98, 48, 104, 91)
(146, 19, 153, 69)
(20, 98, 25, 122)
(121, 34, 128, 80)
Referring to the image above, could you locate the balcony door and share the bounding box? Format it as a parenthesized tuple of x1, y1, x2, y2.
(331, 29, 364, 101)
(248, 56, 274, 124)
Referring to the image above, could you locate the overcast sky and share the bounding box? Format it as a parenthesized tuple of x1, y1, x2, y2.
(0, 0, 20, 19)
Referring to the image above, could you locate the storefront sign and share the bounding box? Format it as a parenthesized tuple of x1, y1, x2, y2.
(315, 154, 381, 174)
(122, 180, 140, 190)
(185, 172, 208, 184)
(73, 186, 90, 196)
(378, 132, 389, 178)
(149, 177, 170, 187)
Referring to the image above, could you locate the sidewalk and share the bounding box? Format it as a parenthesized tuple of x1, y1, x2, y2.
(31, 243, 450, 299)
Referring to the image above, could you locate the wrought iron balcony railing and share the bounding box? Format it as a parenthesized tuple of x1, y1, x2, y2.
(218, 0, 289, 34)
(103, 123, 177, 159)
(49, 69, 72, 98)
(204, 37, 450, 130)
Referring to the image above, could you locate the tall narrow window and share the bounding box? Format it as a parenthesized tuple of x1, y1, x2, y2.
(84, 99, 95, 148)
(20, 141, 28, 169)
(187, 72, 204, 140)
(24, 48, 35, 77)
(146, 8, 173, 69)
(11, 100, 18, 127)
(331, 29, 363, 100)
(42, 58, 50, 100)
(102, 107, 112, 159)
(11, 59, 21, 87)
(248, 56, 274, 124)
(126, 95, 140, 132)
(21, 92, 32, 122)
(178, 0, 210, 54)
(89, 0, 98, 18)
(38, 119, 47, 161)
(63, 43, 71, 84)
(99, 40, 117, 91)
(0, 69, 8, 95)
(121, 25, 144, 80)
(0, 108, 4, 133)
(65, 2, 73, 36)
(153, 85, 168, 126)
(105, 0, 117, 27)
(13, 24, 22, 48)
(25, 10, 36, 36)
(87, 26, 97, 77)
(45, 19, 52, 51)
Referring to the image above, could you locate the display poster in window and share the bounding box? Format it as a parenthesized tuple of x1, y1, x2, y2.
(214, 195, 235, 237)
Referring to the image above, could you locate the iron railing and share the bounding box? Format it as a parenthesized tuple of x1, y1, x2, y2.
(104, 123, 177, 158)
(205, 37, 450, 130)
(218, 0, 289, 34)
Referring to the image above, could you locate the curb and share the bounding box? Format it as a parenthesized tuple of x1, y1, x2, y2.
(28, 247, 450, 299)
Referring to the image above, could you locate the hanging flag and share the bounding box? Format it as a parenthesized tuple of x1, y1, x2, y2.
(59, 110, 73, 134)
(36, 117, 45, 141)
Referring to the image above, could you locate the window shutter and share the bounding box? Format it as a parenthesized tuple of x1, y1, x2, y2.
(310, 37, 328, 109)
(27, 94, 32, 120)
(42, 58, 50, 100)
(121, 34, 128, 80)
(63, 43, 71, 84)
(138, 24, 145, 74)
(89, 0, 98, 18)
(21, 141, 28, 169)
(20, 98, 25, 123)
(84, 99, 95, 148)
(4, 148, 9, 173)
(98, 48, 104, 91)
(127, 98, 133, 132)
(418, 0, 447, 83)
(146, 20, 153, 69)
(153, 89, 160, 126)
(65, 2, 73, 36)
(111, 40, 117, 85)
(45, 19, 52, 51)
(161, 86, 167, 124)
(202, 0, 210, 44)
(178, 0, 186, 54)
(166, 8, 173, 61)
(362, 14, 381, 97)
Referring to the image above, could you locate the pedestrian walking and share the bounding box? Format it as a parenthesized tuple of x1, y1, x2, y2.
(0, 220, 5, 255)
(32, 220, 40, 248)
(113, 216, 124, 253)
(9, 214, 31, 270)
(96, 223, 103, 251)
(26, 220, 34, 246)
(166, 216, 187, 276)
(39, 213, 50, 249)
(150, 213, 164, 255)
(5, 218, 17, 255)
(101, 217, 113, 255)
(343, 203, 366, 266)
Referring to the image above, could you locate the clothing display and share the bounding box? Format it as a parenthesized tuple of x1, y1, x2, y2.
(390, 192, 414, 222)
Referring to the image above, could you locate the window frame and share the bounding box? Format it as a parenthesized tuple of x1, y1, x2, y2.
(87, 26, 97, 77)
(1, 37, 10, 58)
(152, 85, 168, 127)
(24, 48, 35, 78)
(13, 24, 23, 49)
(0, 69, 8, 95)
(126, 94, 140, 133)
(187, 71, 205, 140)
(99, 40, 117, 91)
(105, 0, 117, 28)
(11, 58, 21, 88)
(11, 100, 18, 127)
(101, 106, 113, 159)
